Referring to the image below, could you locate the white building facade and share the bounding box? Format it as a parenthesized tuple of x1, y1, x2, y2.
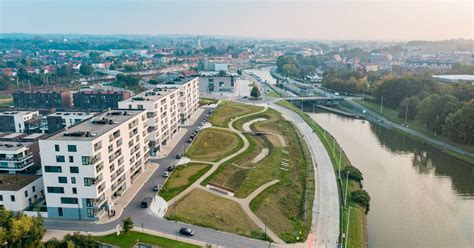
(0, 175, 44, 211)
(39, 109, 149, 220)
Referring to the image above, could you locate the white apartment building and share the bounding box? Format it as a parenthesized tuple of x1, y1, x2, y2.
(155, 77, 199, 124)
(45, 111, 96, 133)
(0, 174, 44, 211)
(0, 111, 40, 133)
(118, 77, 199, 155)
(39, 109, 149, 220)
(0, 141, 36, 174)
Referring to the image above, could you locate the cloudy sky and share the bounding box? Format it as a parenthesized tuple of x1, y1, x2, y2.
(0, 0, 472, 41)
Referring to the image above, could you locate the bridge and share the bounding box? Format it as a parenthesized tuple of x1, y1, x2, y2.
(281, 96, 344, 106)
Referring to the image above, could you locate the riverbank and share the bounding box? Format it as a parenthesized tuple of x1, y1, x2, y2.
(276, 100, 368, 248)
(349, 99, 474, 165)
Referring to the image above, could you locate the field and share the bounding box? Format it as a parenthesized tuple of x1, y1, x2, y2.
(159, 163, 212, 201)
(208, 100, 263, 127)
(277, 100, 367, 248)
(93, 231, 199, 248)
(186, 128, 243, 162)
(166, 189, 265, 239)
(199, 97, 218, 106)
(203, 108, 315, 243)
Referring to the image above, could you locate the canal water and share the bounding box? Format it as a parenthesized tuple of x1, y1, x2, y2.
(309, 112, 474, 248)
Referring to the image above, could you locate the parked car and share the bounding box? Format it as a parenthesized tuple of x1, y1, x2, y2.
(153, 184, 161, 191)
(179, 227, 195, 236)
(175, 154, 182, 159)
(167, 166, 174, 172)
(187, 139, 193, 143)
(141, 197, 153, 208)
(163, 171, 170, 178)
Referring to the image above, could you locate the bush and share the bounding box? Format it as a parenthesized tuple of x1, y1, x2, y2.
(45, 232, 99, 248)
(122, 217, 134, 234)
(341, 165, 363, 181)
(351, 190, 370, 212)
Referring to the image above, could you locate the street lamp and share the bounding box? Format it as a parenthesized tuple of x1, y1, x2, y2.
(345, 206, 353, 248)
(344, 171, 350, 208)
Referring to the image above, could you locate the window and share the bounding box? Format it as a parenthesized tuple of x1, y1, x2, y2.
(28, 198, 32, 205)
(82, 156, 90, 165)
(61, 197, 78, 204)
(71, 177, 76, 184)
(24, 191, 28, 197)
(56, 155, 65, 163)
(58, 177, 67, 184)
(219, 81, 225, 87)
(87, 208, 94, 218)
(54, 145, 60, 152)
(86, 199, 94, 207)
(70, 167, 79, 174)
(47, 187, 64, 194)
(68, 156, 74, 163)
(32, 186, 36, 192)
(45, 166, 62, 173)
(58, 207, 63, 216)
(72, 188, 77, 194)
(0, 195, 3, 201)
(84, 178, 93, 186)
(67, 145, 77, 152)
(10, 195, 15, 202)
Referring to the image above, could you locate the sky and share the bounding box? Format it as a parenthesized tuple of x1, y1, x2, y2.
(0, 0, 472, 41)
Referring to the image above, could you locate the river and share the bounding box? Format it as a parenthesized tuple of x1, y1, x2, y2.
(310, 112, 474, 248)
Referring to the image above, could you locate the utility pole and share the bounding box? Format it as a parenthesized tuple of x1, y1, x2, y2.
(338, 147, 342, 180)
(404, 104, 408, 125)
(362, 89, 365, 102)
(380, 96, 384, 114)
(344, 171, 350, 207)
(345, 207, 353, 248)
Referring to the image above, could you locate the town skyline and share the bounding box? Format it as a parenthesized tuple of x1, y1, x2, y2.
(1, 0, 472, 41)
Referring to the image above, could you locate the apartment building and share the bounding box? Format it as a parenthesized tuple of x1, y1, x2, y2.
(118, 87, 180, 155)
(0, 111, 40, 133)
(45, 111, 96, 133)
(13, 90, 72, 110)
(198, 74, 236, 93)
(73, 90, 131, 110)
(0, 174, 44, 211)
(39, 109, 149, 220)
(155, 77, 199, 124)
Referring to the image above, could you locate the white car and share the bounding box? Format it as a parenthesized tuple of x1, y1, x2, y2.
(163, 171, 170, 178)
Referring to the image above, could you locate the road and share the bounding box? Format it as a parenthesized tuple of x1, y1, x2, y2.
(45, 106, 275, 248)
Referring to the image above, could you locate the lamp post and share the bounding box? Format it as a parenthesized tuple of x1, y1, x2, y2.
(345, 206, 353, 248)
(344, 171, 350, 208)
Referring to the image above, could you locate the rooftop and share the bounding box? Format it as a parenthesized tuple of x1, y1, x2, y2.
(0, 111, 38, 116)
(120, 87, 179, 103)
(47, 109, 144, 141)
(0, 174, 41, 191)
(0, 141, 33, 151)
(48, 111, 96, 117)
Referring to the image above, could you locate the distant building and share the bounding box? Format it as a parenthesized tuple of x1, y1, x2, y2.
(73, 90, 131, 111)
(198, 56, 229, 72)
(404, 58, 456, 70)
(0, 111, 40, 133)
(45, 111, 96, 134)
(13, 91, 72, 110)
(363, 63, 381, 72)
(0, 132, 46, 174)
(0, 174, 44, 211)
(198, 74, 237, 93)
(39, 109, 149, 220)
(369, 52, 393, 71)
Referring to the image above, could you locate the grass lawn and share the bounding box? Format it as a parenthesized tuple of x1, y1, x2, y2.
(209, 100, 263, 127)
(159, 163, 212, 201)
(0, 95, 12, 107)
(199, 97, 218, 106)
(276, 100, 367, 248)
(204, 108, 315, 243)
(93, 231, 199, 248)
(166, 189, 266, 240)
(186, 128, 243, 162)
(266, 91, 280, 98)
(354, 99, 474, 154)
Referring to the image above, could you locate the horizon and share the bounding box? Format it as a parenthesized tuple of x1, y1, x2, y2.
(0, 0, 472, 41)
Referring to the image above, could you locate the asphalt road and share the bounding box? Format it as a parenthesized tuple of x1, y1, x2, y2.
(45, 106, 275, 248)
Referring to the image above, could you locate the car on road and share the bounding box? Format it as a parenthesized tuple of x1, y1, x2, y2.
(187, 139, 193, 143)
(153, 184, 161, 191)
(179, 227, 195, 236)
(175, 154, 182, 159)
(141, 197, 153, 208)
(163, 171, 170, 178)
(167, 166, 174, 172)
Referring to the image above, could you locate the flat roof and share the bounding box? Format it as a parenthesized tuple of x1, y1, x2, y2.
(120, 87, 179, 103)
(1, 133, 24, 139)
(0, 141, 33, 151)
(0, 111, 37, 116)
(47, 109, 144, 141)
(0, 174, 41, 191)
(48, 111, 96, 117)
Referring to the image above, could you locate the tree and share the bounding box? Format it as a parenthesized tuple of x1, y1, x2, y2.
(217, 70, 227, 77)
(17, 66, 29, 82)
(250, 85, 260, 99)
(341, 165, 363, 181)
(0, 208, 46, 248)
(398, 96, 420, 120)
(45, 232, 99, 248)
(351, 190, 371, 213)
(123, 65, 137, 72)
(79, 63, 94, 76)
(443, 100, 474, 145)
(122, 217, 134, 234)
(417, 94, 460, 133)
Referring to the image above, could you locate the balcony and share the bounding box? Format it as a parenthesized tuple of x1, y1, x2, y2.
(0, 152, 33, 162)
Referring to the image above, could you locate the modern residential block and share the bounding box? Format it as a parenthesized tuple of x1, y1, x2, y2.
(198, 75, 236, 93)
(155, 77, 199, 124)
(13, 91, 72, 110)
(73, 90, 131, 110)
(39, 109, 149, 220)
(0, 174, 44, 211)
(45, 111, 96, 134)
(0, 111, 40, 133)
